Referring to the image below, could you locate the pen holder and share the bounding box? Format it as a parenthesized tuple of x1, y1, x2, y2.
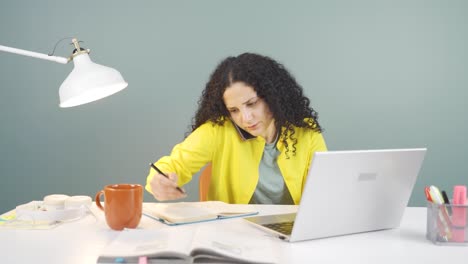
(426, 202, 468, 246)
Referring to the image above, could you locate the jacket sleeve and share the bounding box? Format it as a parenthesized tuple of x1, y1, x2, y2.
(145, 123, 217, 194)
(300, 132, 327, 193)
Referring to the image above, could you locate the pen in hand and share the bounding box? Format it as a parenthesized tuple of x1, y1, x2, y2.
(150, 163, 186, 194)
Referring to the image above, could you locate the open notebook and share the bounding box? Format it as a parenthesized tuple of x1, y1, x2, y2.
(244, 148, 427, 242)
(143, 201, 258, 225)
(97, 225, 276, 264)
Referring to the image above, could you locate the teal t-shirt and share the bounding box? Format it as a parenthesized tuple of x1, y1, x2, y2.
(249, 140, 294, 205)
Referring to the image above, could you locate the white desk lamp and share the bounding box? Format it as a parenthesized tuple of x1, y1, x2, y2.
(0, 38, 128, 107)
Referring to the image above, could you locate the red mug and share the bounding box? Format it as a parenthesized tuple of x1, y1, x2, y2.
(95, 184, 143, 230)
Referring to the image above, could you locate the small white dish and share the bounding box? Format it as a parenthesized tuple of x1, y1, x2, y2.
(15, 201, 87, 222)
(43, 194, 70, 210)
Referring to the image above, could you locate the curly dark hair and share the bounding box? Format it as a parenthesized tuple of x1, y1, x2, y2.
(190, 53, 322, 157)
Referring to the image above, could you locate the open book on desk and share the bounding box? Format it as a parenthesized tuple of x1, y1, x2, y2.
(97, 225, 276, 264)
(143, 201, 258, 225)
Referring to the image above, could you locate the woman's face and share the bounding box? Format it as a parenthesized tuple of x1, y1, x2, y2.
(223, 82, 276, 143)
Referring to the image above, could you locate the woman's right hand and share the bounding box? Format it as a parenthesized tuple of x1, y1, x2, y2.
(149, 171, 187, 201)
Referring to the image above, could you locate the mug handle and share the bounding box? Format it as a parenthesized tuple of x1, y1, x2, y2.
(95, 190, 105, 211)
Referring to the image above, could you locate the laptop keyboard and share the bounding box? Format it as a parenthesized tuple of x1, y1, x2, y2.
(262, 221, 294, 235)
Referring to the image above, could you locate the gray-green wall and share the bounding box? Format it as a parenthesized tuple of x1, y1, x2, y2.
(1, 1, 467, 213)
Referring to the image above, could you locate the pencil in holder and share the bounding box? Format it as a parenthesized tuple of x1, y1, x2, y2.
(426, 202, 468, 246)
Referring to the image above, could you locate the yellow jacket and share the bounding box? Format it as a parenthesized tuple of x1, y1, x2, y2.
(146, 121, 327, 204)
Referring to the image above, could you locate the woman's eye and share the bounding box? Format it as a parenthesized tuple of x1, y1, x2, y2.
(247, 101, 257, 107)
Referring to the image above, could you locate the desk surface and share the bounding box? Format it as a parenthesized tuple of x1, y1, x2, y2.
(0, 204, 466, 264)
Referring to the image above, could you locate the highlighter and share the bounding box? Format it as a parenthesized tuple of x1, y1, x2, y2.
(451, 185, 467, 242)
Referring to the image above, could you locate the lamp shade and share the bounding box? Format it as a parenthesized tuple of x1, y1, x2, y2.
(59, 53, 128, 108)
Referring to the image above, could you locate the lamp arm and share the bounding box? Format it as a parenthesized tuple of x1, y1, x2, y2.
(0, 44, 69, 64)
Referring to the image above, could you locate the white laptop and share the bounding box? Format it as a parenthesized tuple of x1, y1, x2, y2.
(244, 148, 427, 242)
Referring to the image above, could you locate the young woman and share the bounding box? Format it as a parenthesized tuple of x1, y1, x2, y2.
(146, 53, 327, 204)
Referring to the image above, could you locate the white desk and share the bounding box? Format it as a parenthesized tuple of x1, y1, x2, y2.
(0, 204, 466, 264)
